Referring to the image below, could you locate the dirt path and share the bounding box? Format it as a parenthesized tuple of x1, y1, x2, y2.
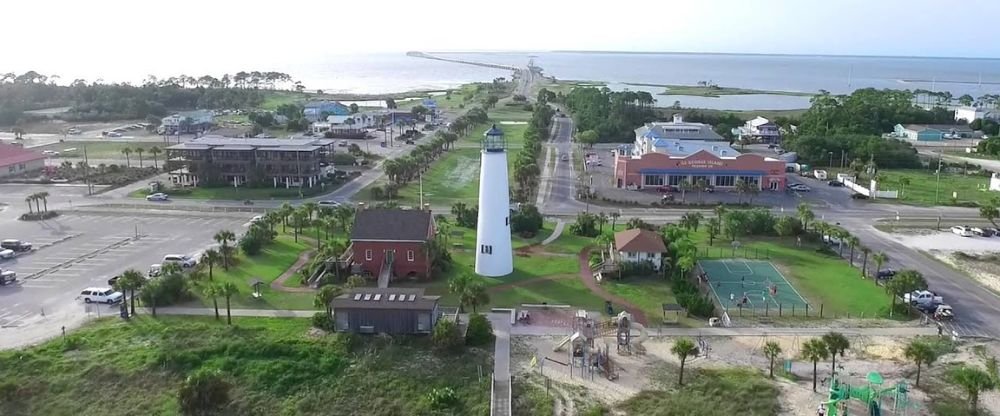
(270, 248, 317, 293)
(576, 248, 649, 325)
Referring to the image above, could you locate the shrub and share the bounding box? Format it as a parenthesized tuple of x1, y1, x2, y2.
(672, 279, 716, 317)
(177, 369, 231, 416)
(432, 320, 464, 353)
(239, 233, 264, 255)
(19, 211, 59, 221)
(426, 387, 459, 409)
(139, 272, 190, 306)
(465, 313, 494, 346)
(511, 204, 544, 235)
(620, 260, 657, 278)
(311, 312, 334, 331)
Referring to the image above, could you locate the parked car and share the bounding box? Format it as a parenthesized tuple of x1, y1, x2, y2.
(561, 155, 569, 161)
(933, 304, 954, 321)
(79, 287, 123, 304)
(107, 275, 121, 287)
(850, 193, 869, 200)
(162, 254, 197, 268)
(656, 185, 678, 193)
(250, 215, 264, 224)
(876, 269, 896, 279)
(1, 239, 32, 252)
(789, 184, 811, 192)
(971, 227, 995, 237)
(318, 200, 341, 208)
(903, 290, 943, 306)
(146, 193, 169, 201)
(0, 269, 16, 286)
(42, 150, 59, 156)
(148, 264, 162, 278)
(827, 180, 844, 187)
(0, 249, 14, 260)
(338, 140, 349, 147)
(951, 226, 974, 237)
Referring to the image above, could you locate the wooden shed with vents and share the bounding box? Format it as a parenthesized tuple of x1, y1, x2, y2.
(330, 288, 440, 335)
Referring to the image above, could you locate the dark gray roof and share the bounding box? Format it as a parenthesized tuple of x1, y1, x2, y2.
(350, 209, 433, 242)
(485, 124, 504, 137)
(330, 288, 439, 310)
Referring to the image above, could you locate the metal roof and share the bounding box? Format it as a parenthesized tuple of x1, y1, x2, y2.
(351, 209, 433, 242)
(330, 288, 439, 310)
(649, 139, 739, 158)
(484, 124, 504, 137)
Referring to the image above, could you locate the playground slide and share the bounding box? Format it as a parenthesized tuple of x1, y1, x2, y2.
(632, 322, 649, 346)
(553, 332, 579, 352)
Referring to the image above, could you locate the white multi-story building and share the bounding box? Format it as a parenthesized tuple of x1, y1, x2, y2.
(955, 106, 999, 123)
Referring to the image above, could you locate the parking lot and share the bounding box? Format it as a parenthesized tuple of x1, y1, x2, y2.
(0, 212, 249, 337)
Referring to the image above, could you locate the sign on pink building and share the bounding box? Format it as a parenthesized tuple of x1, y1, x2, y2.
(614, 150, 787, 191)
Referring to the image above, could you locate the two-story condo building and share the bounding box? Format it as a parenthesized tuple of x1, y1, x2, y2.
(165, 136, 334, 188)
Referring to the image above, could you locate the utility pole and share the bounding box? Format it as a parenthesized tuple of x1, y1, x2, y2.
(934, 152, 943, 204)
(83, 145, 92, 195)
(419, 172, 424, 208)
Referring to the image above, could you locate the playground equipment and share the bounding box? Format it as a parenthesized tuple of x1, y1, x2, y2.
(551, 310, 625, 381)
(614, 311, 648, 355)
(825, 372, 910, 416)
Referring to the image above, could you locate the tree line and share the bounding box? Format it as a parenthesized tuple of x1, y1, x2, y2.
(0, 70, 298, 125)
(558, 87, 656, 142)
(799, 88, 955, 136)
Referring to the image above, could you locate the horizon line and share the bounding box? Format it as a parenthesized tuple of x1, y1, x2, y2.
(426, 49, 1000, 61)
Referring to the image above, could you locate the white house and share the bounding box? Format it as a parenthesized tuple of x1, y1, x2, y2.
(990, 172, 1000, 192)
(955, 106, 999, 123)
(735, 116, 782, 144)
(611, 229, 667, 271)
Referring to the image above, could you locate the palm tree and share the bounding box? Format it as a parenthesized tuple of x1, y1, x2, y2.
(213, 230, 236, 269)
(678, 179, 692, 203)
(706, 218, 720, 246)
(30, 193, 42, 214)
(219, 282, 239, 325)
(836, 230, 849, 257)
(860, 247, 872, 277)
(797, 203, 814, 231)
(461, 282, 490, 314)
(609, 212, 621, 231)
(734, 179, 748, 204)
(149, 146, 162, 169)
(143, 278, 164, 317)
(202, 282, 221, 320)
(951, 365, 996, 414)
(121, 147, 133, 167)
(315, 284, 342, 317)
(202, 248, 221, 280)
(845, 236, 859, 266)
(448, 273, 475, 313)
(821, 332, 850, 374)
(763, 341, 783, 378)
(279, 203, 293, 233)
(291, 209, 309, 242)
(671, 338, 698, 386)
(25, 196, 34, 214)
(36, 191, 50, 212)
(713, 204, 727, 220)
(303, 201, 319, 221)
(802, 339, 829, 391)
(904, 340, 937, 387)
(113, 269, 145, 316)
(694, 178, 709, 204)
(872, 252, 888, 279)
(135, 148, 144, 168)
(898, 177, 911, 199)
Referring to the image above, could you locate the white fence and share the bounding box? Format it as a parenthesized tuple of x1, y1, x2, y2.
(841, 177, 899, 199)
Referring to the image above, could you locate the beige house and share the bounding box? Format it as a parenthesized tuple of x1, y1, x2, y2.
(611, 229, 667, 270)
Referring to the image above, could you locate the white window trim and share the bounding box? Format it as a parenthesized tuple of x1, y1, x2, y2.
(407, 250, 415, 262)
(365, 249, 373, 261)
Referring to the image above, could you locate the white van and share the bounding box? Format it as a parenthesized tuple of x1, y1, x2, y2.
(163, 254, 197, 268)
(813, 170, 828, 180)
(80, 287, 123, 304)
(950, 226, 974, 237)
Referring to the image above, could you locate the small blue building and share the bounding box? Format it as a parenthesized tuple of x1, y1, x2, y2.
(894, 124, 975, 142)
(303, 101, 351, 122)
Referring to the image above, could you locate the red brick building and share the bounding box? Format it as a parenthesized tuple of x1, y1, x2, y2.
(346, 209, 435, 281)
(614, 148, 787, 191)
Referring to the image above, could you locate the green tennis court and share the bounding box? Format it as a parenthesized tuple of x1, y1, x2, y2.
(698, 259, 809, 309)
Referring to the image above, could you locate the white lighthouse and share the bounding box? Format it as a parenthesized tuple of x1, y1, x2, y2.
(475, 124, 514, 277)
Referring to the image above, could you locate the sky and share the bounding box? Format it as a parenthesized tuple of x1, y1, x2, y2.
(5, 0, 1000, 83)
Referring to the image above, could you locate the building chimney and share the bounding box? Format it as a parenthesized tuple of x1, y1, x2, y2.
(673, 114, 683, 123)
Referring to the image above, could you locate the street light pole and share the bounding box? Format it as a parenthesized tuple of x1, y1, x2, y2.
(828, 152, 834, 168)
(934, 152, 943, 204)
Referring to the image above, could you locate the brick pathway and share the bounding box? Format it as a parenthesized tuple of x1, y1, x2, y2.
(576, 248, 649, 325)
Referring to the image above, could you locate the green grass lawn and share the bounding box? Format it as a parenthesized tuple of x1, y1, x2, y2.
(603, 276, 701, 327)
(396, 148, 482, 205)
(38, 141, 169, 161)
(260, 91, 306, 110)
(866, 169, 997, 207)
(693, 231, 895, 318)
(196, 235, 315, 310)
(0, 317, 491, 416)
(130, 183, 336, 200)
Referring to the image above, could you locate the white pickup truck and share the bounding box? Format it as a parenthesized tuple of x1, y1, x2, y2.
(0, 269, 16, 286)
(904, 290, 943, 306)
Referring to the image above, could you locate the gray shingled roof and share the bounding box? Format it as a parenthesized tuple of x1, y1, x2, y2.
(330, 288, 440, 310)
(350, 209, 433, 242)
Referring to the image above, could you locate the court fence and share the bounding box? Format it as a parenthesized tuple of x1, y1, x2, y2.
(699, 246, 772, 260)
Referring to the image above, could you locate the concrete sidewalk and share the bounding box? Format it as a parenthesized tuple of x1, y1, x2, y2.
(509, 324, 941, 337)
(139, 307, 316, 318)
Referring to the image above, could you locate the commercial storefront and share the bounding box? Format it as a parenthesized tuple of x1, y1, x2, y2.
(614, 150, 787, 191)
